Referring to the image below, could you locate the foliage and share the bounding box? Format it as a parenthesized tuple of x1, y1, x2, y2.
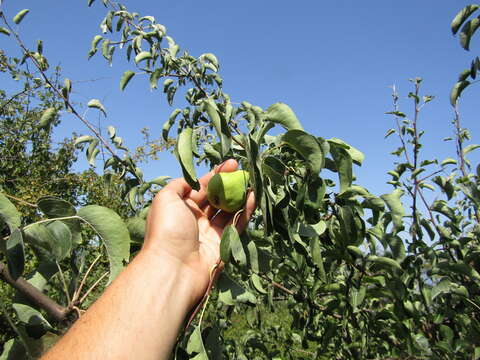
(0, 2, 479, 359)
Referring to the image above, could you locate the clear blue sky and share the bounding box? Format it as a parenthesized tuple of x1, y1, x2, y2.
(1, 1, 479, 197)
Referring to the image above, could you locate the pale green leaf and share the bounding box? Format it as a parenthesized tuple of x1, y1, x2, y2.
(134, 51, 152, 64)
(38, 107, 57, 129)
(87, 99, 107, 116)
(120, 70, 135, 91)
(451, 5, 479, 34)
(265, 102, 303, 131)
(0, 192, 21, 232)
(282, 129, 324, 174)
(13, 9, 29, 24)
(175, 127, 199, 190)
(380, 188, 405, 231)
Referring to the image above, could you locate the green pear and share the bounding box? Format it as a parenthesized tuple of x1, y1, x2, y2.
(207, 170, 250, 213)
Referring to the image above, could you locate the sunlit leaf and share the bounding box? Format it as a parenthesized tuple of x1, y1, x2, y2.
(13, 9, 29, 24)
(38, 108, 57, 129)
(175, 127, 199, 190)
(451, 4, 479, 34)
(0, 192, 21, 232)
(87, 99, 107, 116)
(380, 189, 405, 231)
(120, 70, 135, 91)
(265, 102, 303, 131)
(77, 205, 130, 284)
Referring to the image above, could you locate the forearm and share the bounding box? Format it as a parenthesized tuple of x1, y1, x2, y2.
(42, 250, 197, 360)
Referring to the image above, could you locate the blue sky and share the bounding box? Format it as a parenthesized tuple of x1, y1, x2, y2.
(1, 1, 479, 198)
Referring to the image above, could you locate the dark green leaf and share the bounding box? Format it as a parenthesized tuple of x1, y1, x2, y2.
(162, 109, 181, 141)
(330, 146, 352, 193)
(459, 17, 480, 50)
(450, 80, 470, 106)
(6, 229, 24, 280)
(0, 27, 11, 36)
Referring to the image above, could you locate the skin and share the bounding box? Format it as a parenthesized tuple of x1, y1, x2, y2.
(42, 159, 256, 360)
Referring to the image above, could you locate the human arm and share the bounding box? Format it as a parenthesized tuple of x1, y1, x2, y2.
(42, 159, 255, 360)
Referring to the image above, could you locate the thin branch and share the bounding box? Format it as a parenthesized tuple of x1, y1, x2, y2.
(1, 193, 37, 208)
(56, 261, 72, 305)
(72, 253, 103, 304)
(79, 271, 108, 304)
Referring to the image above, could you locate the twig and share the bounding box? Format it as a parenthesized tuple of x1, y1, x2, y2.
(1, 193, 37, 207)
(56, 261, 72, 305)
(79, 271, 109, 304)
(72, 253, 102, 304)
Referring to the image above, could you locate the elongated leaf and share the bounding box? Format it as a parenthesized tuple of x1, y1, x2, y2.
(220, 225, 235, 263)
(120, 70, 135, 91)
(134, 51, 152, 64)
(328, 138, 365, 165)
(13, 9, 29, 24)
(37, 196, 81, 244)
(330, 145, 352, 193)
(452, 5, 480, 34)
(265, 102, 303, 131)
(0, 27, 11, 36)
(0, 192, 21, 232)
(6, 229, 24, 280)
(310, 237, 326, 282)
(435, 261, 480, 281)
(282, 129, 324, 174)
(203, 99, 231, 158)
(45, 221, 72, 260)
(368, 255, 402, 272)
(162, 109, 181, 141)
(0, 339, 26, 359)
(175, 127, 199, 190)
(459, 17, 480, 50)
(88, 35, 103, 58)
(450, 80, 470, 106)
(186, 326, 208, 359)
(463, 144, 480, 155)
(217, 273, 256, 305)
(87, 99, 107, 116)
(77, 205, 130, 283)
(74, 135, 94, 146)
(380, 189, 405, 231)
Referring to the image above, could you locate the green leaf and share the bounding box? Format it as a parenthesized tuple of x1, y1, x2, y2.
(38, 107, 57, 129)
(282, 129, 324, 174)
(87, 0, 96, 6)
(134, 51, 152, 64)
(217, 273, 256, 305)
(328, 138, 365, 165)
(6, 229, 25, 280)
(330, 145, 352, 193)
(74, 135, 94, 146)
(441, 158, 457, 166)
(229, 226, 246, 266)
(125, 217, 146, 243)
(459, 17, 480, 50)
(463, 144, 480, 155)
(450, 80, 470, 106)
(385, 234, 406, 261)
(203, 99, 231, 158)
(87, 99, 107, 116)
(0, 339, 26, 360)
(13, 9, 29, 24)
(119, 70, 135, 91)
(88, 35, 103, 59)
(431, 278, 468, 300)
(380, 188, 405, 231)
(162, 109, 181, 141)
(175, 127, 199, 190)
(37, 196, 81, 243)
(220, 225, 236, 263)
(349, 286, 366, 311)
(77, 205, 130, 284)
(310, 237, 326, 282)
(0, 27, 11, 36)
(186, 326, 208, 358)
(200, 53, 219, 71)
(0, 192, 21, 232)
(451, 5, 479, 34)
(265, 102, 303, 131)
(435, 262, 480, 281)
(45, 221, 72, 260)
(368, 255, 402, 272)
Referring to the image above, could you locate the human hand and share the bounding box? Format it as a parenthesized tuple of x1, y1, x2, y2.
(142, 159, 256, 306)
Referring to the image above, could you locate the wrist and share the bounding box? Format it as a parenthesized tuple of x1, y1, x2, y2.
(136, 248, 207, 310)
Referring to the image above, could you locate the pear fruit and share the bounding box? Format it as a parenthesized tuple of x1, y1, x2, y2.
(207, 170, 250, 213)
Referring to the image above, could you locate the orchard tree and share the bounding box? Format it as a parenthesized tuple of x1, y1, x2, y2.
(1, 2, 480, 359)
